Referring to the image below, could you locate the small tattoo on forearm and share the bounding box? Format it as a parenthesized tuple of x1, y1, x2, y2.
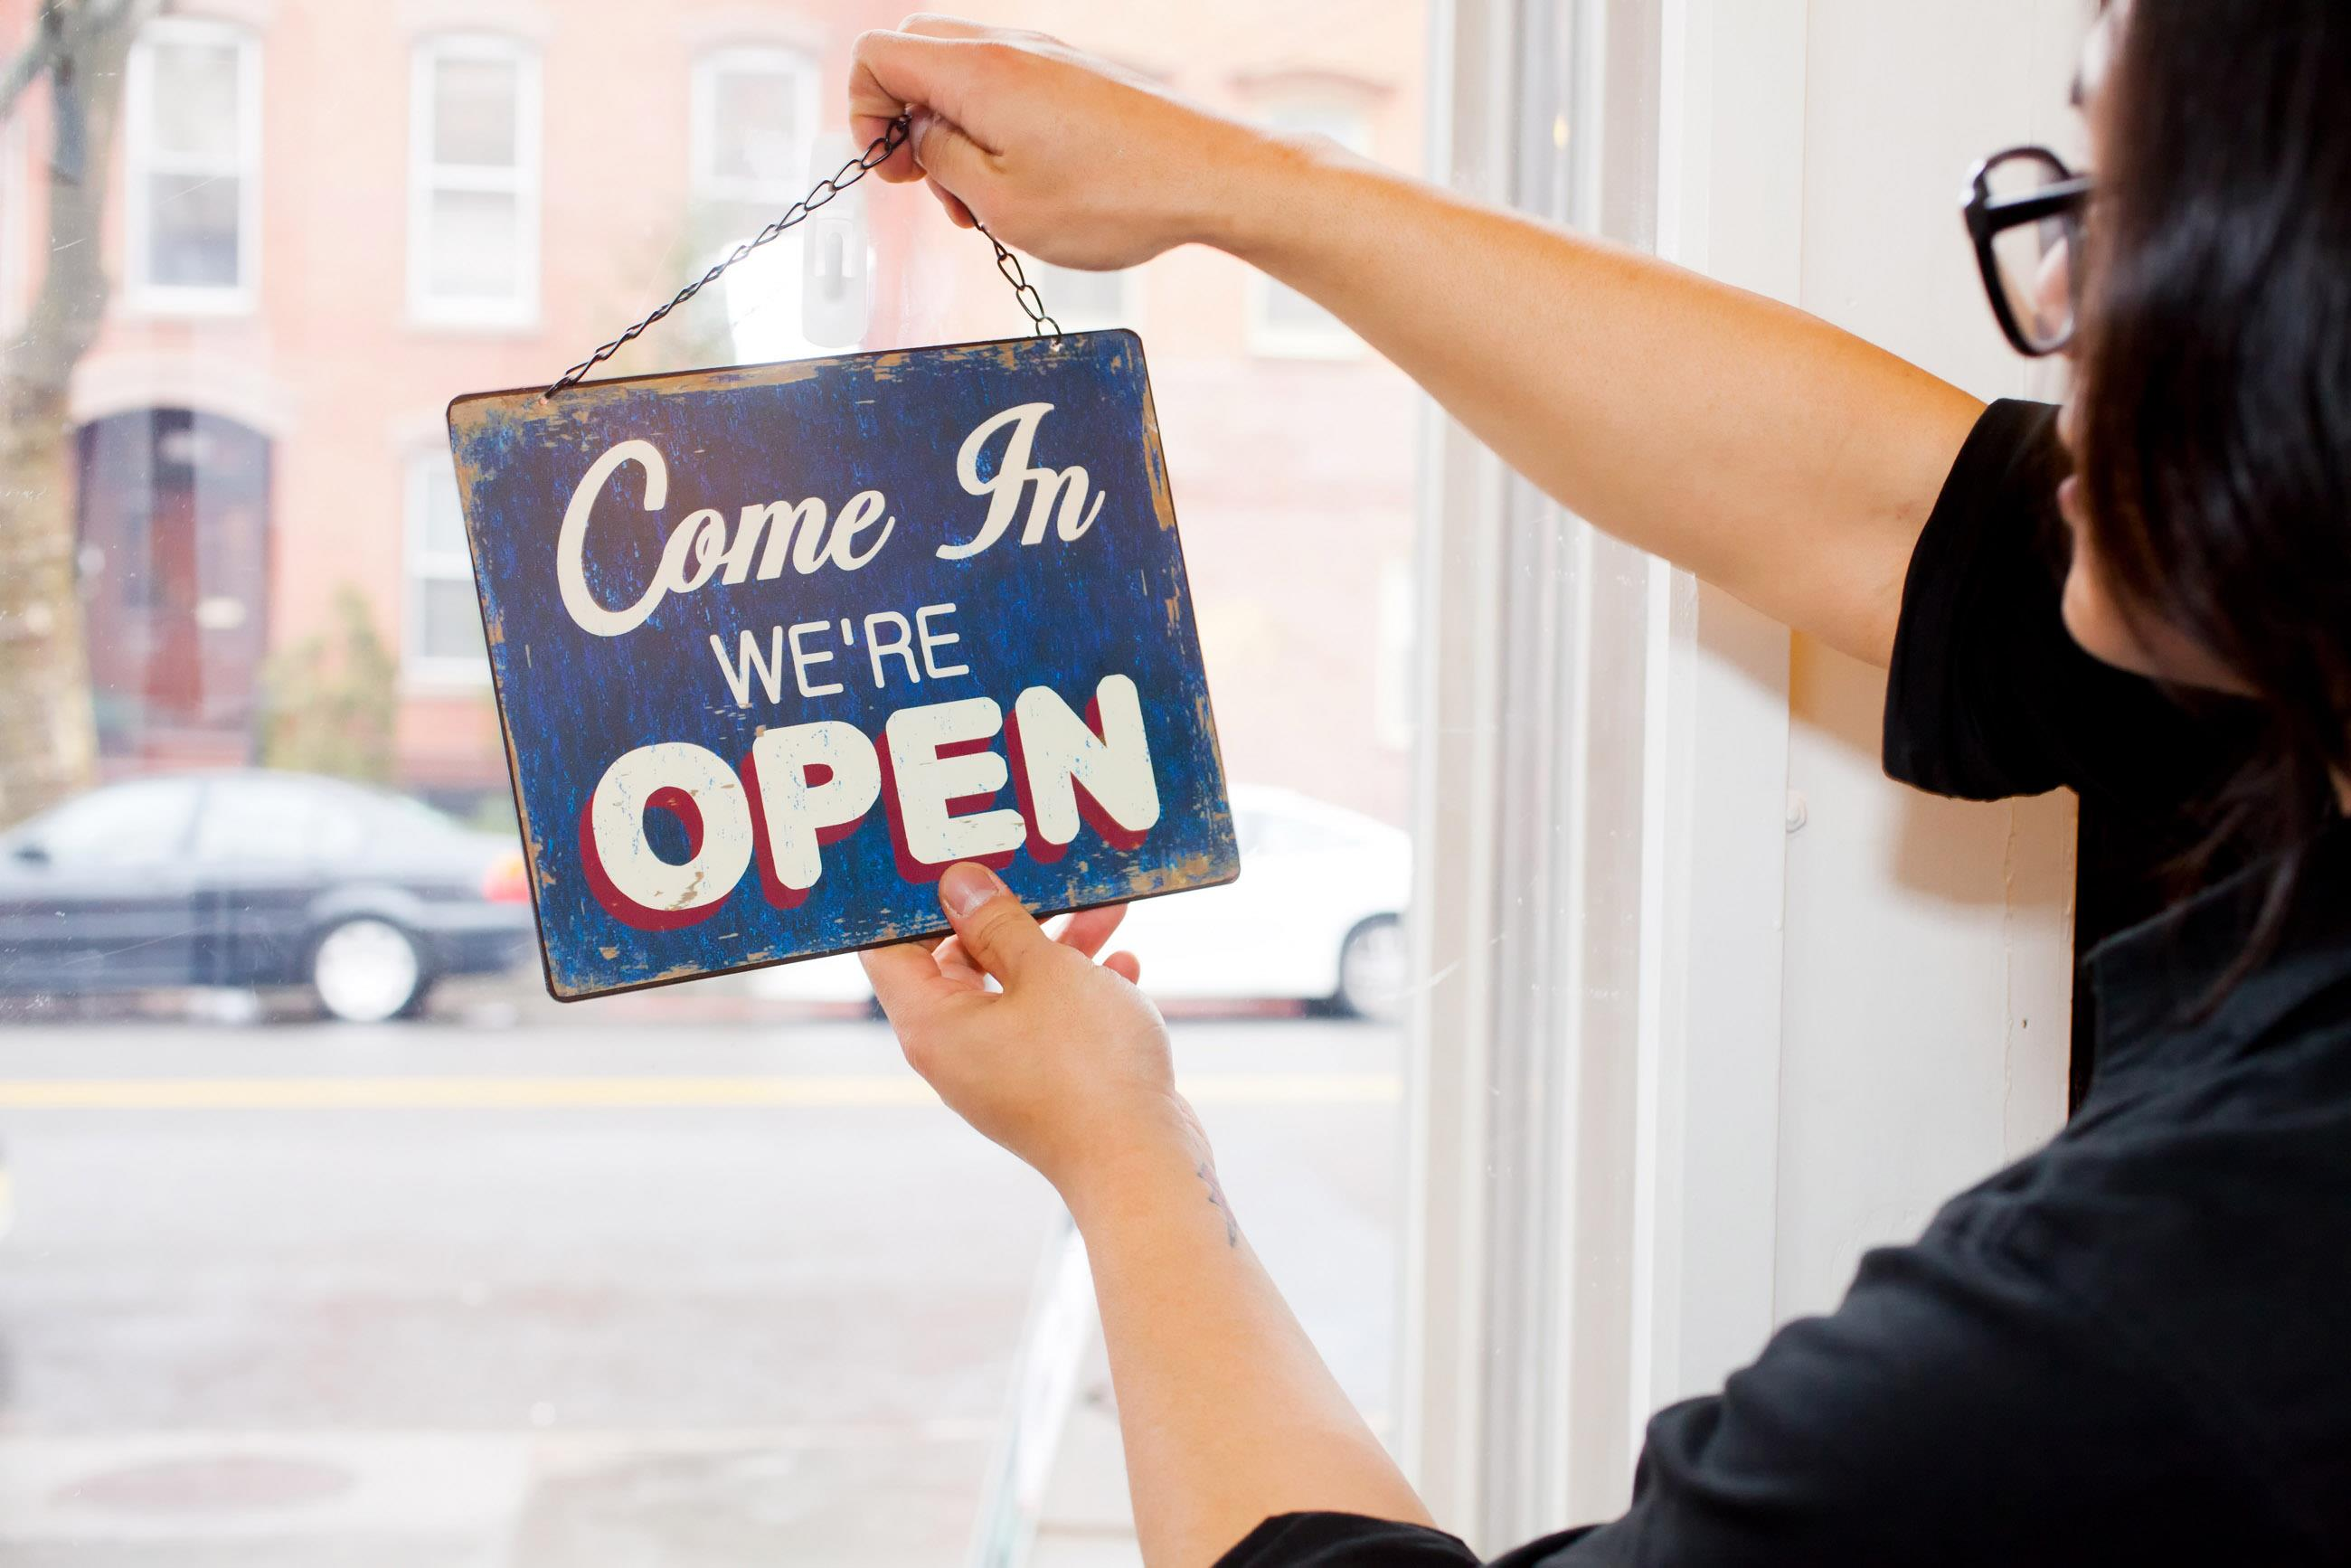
(1195, 1160, 1239, 1248)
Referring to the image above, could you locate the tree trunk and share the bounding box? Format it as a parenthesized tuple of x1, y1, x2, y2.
(0, 1, 150, 827)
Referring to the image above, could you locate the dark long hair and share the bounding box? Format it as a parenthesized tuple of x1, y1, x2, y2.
(2073, 0, 2351, 965)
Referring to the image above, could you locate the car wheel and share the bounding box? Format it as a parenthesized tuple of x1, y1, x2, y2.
(1330, 915, 1407, 1023)
(311, 918, 429, 1025)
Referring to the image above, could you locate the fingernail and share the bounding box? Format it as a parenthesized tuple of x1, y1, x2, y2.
(939, 861, 1004, 920)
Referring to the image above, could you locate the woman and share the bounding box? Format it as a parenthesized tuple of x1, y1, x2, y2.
(852, 4, 2351, 1563)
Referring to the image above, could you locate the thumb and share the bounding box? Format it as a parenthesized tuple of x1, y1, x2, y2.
(938, 863, 1056, 988)
(908, 109, 998, 218)
(847, 30, 988, 183)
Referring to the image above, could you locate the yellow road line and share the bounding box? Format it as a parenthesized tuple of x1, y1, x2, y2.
(0, 1072, 1399, 1112)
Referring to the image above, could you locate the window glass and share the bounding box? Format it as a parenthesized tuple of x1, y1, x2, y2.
(149, 39, 241, 160)
(407, 453, 488, 676)
(377, 791, 472, 842)
(26, 777, 201, 866)
(707, 65, 803, 187)
(127, 21, 256, 303)
(1257, 808, 1352, 856)
(694, 48, 816, 203)
(411, 37, 537, 323)
(311, 791, 373, 860)
(431, 55, 520, 165)
(690, 47, 821, 364)
(427, 188, 521, 298)
(1232, 809, 1268, 855)
(194, 776, 321, 863)
(4, 6, 1428, 1563)
(146, 175, 241, 288)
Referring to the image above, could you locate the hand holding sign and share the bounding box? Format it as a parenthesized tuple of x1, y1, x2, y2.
(848, 18, 1264, 269)
(449, 333, 1237, 999)
(862, 861, 1189, 1196)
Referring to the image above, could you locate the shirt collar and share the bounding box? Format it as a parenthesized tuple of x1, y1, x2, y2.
(2087, 815, 2351, 1081)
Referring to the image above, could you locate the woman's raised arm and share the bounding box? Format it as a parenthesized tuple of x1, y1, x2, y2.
(850, 17, 1985, 667)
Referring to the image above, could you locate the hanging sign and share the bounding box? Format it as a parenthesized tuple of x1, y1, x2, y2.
(448, 332, 1240, 1000)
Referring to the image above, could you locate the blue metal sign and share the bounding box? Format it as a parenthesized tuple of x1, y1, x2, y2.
(448, 331, 1238, 1000)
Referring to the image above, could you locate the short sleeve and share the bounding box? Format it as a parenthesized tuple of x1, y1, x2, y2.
(1215, 1512, 1485, 1566)
(1881, 399, 2250, 819)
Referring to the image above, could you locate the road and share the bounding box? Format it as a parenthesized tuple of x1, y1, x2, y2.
(0, 1011, 1402, 1567)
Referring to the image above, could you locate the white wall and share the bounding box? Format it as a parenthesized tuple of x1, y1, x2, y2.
(1772, 0, 2090, 1323)
(1638, 0, 2092, 1407)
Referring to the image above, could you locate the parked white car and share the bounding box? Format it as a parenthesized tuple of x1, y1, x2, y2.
(749, 785, 1412, 1020)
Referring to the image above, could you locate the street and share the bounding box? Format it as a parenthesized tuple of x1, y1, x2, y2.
(0, 1010, 1402, 1566)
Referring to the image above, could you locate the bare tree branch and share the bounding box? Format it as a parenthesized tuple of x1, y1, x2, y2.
(1, 2, 146, 124)
(0, 24, 60, 124)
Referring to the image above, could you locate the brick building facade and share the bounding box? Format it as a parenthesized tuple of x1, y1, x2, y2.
(0, 0, 1422, 823)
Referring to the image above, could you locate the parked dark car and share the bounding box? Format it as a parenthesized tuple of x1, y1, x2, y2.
(0, 770, 535, 1023)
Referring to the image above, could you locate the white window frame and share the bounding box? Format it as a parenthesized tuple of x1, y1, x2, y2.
(1247, 97, 1373, 360)
(402, 449, 488, 688)
(123, 17, 262, 316)
(1404, 0, 2083, 1554)
(407, 32, 542, 330)
(689, 43, 822, 209)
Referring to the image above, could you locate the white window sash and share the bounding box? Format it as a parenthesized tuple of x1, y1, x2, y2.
(123, 18, 262, 316)
(407, 33, 542, 329)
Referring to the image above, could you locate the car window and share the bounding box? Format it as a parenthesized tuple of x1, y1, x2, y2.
(24, 778, 202, 867)
(1254, 811, 1353, 857)
(380, 793, 466, 835)
(1233, 810, 1267, 856)
(311, 790, 374, 861)
(374, 792, 477, 847)
(193, 778, 323, 864)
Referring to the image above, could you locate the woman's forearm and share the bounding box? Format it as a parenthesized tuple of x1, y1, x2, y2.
(1065, 1110, 1430, 1566)
(1210, 136, 1985, 666)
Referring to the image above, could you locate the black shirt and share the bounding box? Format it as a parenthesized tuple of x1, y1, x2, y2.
(1216, 401, 2351, 1567)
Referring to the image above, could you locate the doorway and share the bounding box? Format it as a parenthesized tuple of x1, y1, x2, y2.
(76, 408, 273, 770)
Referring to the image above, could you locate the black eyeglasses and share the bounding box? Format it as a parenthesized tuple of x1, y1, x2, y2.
(1964, 146, 2092, 356)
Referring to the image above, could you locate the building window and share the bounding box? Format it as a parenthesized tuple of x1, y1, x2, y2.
(691, 45, 820, 215)
(1019, 258, 1139, 335)
(1249, 100, 1373, 359)
(404, 451, 487, 685)
(409, 33, 541, 328)
(688, 46, 821, 363)
(124, 18, 261, 314)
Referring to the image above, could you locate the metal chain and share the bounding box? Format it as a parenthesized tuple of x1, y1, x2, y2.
(979, 225, 1063, 337)
(545, 112, 1061, 400)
